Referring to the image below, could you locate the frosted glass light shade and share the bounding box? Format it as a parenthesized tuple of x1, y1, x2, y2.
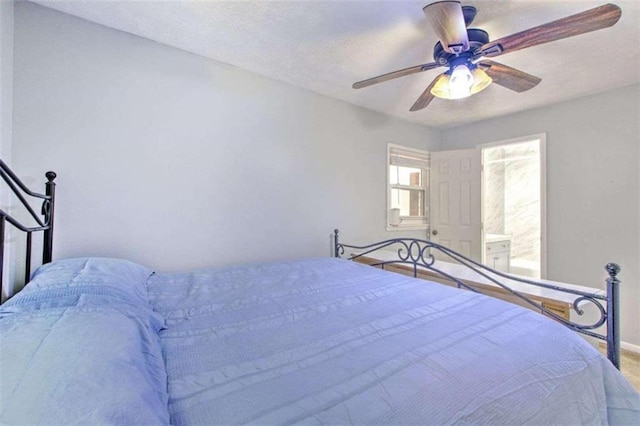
(470, 68, 492, 95)
(430, 73, 452, 99)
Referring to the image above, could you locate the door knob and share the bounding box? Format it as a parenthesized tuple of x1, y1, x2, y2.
(432, 229, 438, 235)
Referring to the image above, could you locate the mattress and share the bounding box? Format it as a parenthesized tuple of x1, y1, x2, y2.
(147, 257, 640, 425)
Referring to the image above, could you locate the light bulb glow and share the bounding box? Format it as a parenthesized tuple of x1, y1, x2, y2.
(449, 65, 474, 99)
(430, 64, 493, 100)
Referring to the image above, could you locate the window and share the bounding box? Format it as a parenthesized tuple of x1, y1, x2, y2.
(387, 144, 430, 230)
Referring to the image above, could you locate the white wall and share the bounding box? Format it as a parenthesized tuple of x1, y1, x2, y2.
(12, 2, 440, 273)
(0, 0, 12, 162)
(0, 0, 14, 301)
(441, 85, 640, 346)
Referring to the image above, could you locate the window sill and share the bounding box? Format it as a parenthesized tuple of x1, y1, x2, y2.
(386, 225, 429, 232)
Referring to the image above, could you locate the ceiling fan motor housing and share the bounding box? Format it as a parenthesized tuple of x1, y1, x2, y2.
(433, 28, 489, 67)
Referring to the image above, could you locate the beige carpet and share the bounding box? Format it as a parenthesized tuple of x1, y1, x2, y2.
(620, 350, 640, 392)
(600, 345, 640, 392)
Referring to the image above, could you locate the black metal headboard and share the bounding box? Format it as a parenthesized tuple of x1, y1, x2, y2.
(0, 159, 56, 301)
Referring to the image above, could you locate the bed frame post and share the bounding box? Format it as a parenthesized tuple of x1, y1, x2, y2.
(42, 172, 57, 264)
(333, 229, 339, 258)
(605, 263, 620, 369)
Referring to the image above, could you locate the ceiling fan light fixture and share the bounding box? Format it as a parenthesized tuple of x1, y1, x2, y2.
(430, 64, 493, 100)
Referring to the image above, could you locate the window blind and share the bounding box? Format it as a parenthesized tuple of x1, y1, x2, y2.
(389, 147, 430, 169)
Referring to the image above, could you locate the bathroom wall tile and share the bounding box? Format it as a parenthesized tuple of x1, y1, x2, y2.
(484, 141, 540, 263)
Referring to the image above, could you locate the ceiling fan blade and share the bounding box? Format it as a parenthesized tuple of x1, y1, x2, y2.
(478, 60, 541, 92)
(410, 74, 442, 112)
(479, 3, 621, 57)
(352, 62, 441, 89)
(423, 1, 470, 54)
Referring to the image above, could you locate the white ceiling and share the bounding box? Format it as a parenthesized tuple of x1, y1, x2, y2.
(30, 0, 640, 129)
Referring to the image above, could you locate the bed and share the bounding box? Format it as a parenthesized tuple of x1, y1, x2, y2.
(1, 161, 639, 425)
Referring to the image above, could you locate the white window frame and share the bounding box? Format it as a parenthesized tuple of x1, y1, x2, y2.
(386, 143, 430, 231)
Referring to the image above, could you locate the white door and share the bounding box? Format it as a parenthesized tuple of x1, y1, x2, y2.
(429, 149, 482, 262)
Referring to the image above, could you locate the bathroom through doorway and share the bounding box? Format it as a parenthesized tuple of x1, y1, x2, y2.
(481, 134, 546, 279)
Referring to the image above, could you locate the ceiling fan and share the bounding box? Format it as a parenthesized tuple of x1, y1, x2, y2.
(352, 1, 622, 111)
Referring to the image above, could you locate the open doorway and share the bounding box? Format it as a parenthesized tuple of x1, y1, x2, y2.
(481, 134, 546, 278)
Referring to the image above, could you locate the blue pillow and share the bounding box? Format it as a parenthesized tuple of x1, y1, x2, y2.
(6, 257, 154, 308)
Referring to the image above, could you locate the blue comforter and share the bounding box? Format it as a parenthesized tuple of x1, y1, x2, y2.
(0, 258, 170, 425)
(147, 258, 640, 425)
(1, 257, 638, 425)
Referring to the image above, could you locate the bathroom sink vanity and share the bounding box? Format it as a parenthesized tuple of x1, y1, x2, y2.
(485, 234, 511, 273)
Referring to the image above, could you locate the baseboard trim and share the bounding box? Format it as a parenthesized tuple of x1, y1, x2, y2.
(599, 341, 640, 359)
(621, 341, 640, 355)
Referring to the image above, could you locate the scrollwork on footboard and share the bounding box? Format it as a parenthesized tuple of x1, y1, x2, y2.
(332, 229, 621, 369)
